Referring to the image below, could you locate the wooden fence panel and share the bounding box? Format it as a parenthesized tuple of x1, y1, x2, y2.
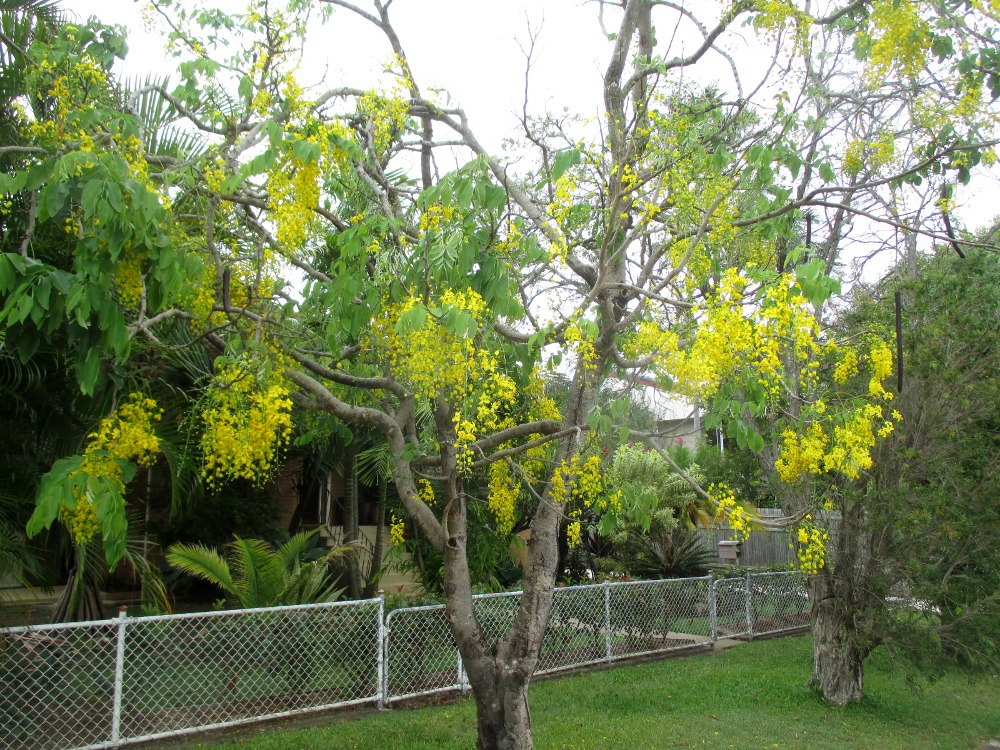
(696, 508, 839, 568)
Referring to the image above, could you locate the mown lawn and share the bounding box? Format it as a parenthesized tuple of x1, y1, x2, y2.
(203, 635, 998, 750)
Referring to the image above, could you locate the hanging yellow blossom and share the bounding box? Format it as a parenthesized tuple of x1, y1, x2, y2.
(487, 460, 519, 534)
(389, 513, 405, 546)
(201, 361, 294, 487)
(61, 395, 162, 546)
(791, 515, 829, 574)
(710, 482, 751, 543)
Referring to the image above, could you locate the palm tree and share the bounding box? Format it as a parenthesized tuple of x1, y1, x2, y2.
(166, 528, 353, 608)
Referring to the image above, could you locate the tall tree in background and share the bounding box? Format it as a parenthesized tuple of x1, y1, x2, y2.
(2, 0, 999, 745)
(840, 244, 1000, 676)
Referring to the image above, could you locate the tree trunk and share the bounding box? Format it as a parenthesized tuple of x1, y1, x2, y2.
(471, 667, 533, 750)
(809, 503, 880, 706)
(810, 592, 864, 705)
(362, 479, 386, 598)
(343, 449, 362, 599)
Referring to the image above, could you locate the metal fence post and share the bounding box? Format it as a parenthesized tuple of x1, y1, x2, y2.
(376, 591, 387, 709)
(603, 579, 613, 662)
(708, 577, 718, 645)
(110, 606, 128, 745)
(745, 572, 754, 640)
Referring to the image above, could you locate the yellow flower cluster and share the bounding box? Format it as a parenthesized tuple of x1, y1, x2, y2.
(545, 174, 578, 264)
(625, 270, 759, 400)
(791, 516, 828, 574)
(496, 219, 522, 256)
(114, 252, 147, 307)
(487, 460, 519, 534)
(779, 402, 901, 484)
(389, 513, 405, 546)
(418, 478, 436, 506)
(710, 482, 751, 543)
(547, 175, 577, 226)
(61, 395, 162, 546)
(26, 55, 159, 203)
(572, 455, 604, 504)
(623, 321, 680, 363)
(358, 89, 408, 155)
(773, 339, 897, 483)
(453, 415, 478, 471)
(751, 0, 807, 36)
(25, 56, 107, 148)
(475, 372, 518, 434)
(824, 404, 880, 479)
(61, 495, 101, 547)
(775, 422, 828, 482)
(832, 347, 859, 384)
(201, 361, 294, 487)
(378, 288, 488, 401)
(419, 202, 457, 233)
(843, 133, 897, 177)
(862, 0, 931, 79)
(269, 152, 321, 252)
(91, 396, 163, 466)
(566, 512, 582, 549)
(526, 364, 562, 422)
(563, 323, 598, 371)
(549, 454, 604, 509)
(867, 341, 894, 399)
(756, 277, 822, 383)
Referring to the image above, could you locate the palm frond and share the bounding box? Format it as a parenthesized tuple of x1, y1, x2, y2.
(0, 352, 49, 395)
(276, 560, 343, 604)
(356, 443, 392, 485)
(121, 74, 175, 132)
(120, 75, 209, 161)
(274, 528, 320, 573)
(165, 542, 236, 594)
(154, 123, 209, 160)
(228, 536, 283, 608)
(0, 499, 39, 591)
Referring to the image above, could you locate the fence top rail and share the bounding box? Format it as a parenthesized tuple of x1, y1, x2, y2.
(0, 616, 122, 636)
(385, 602, 447, 620)
(551, 582, 606, 594)
(127, 595, 383, 625)
(0, 595, 382, 636)
(606, 574, 712, 590)
(747, 570, 802, 578)
(713, 575, 749, 586)
(385, 576, 725, 620)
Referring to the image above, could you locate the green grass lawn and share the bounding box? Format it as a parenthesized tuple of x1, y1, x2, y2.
(203, 635, 998, 750)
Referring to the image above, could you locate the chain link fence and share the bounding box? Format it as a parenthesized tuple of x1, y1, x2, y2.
(0, 572, 808, 750)
(1, 598, 383, 750)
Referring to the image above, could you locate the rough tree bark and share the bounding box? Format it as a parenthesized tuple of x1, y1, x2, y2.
(806, 500, 879, 705)
(808, 573, 865, 705)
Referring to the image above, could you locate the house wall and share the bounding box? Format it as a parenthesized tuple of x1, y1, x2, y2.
(653, 417, 702, 453)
